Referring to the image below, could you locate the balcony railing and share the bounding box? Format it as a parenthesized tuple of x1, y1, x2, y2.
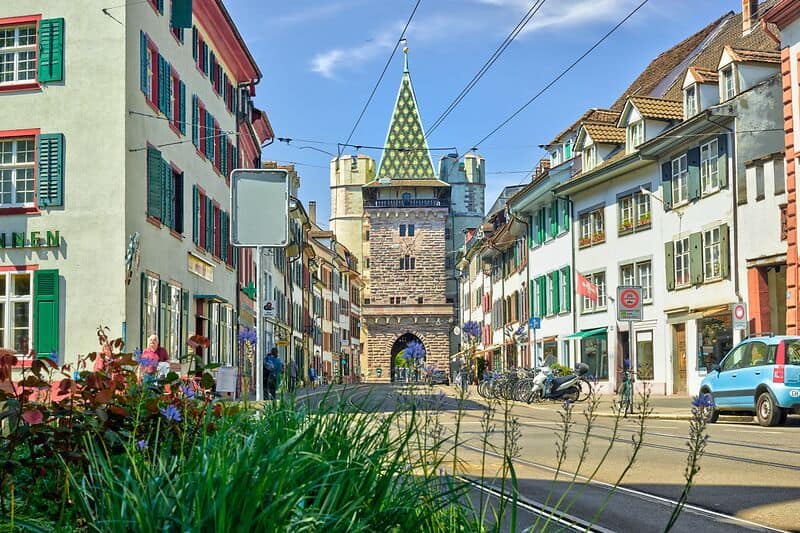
(364, 199, 447, 208)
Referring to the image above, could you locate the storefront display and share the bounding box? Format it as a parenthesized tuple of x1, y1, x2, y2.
(697, 312, 733, 371)
(581, 333, 608, 379)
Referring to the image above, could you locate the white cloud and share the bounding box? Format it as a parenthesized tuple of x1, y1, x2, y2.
(311, 26, 398, 78)
(273, 2, 360, 27)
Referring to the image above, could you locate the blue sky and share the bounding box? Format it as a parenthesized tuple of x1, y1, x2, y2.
(228, 0, 737, 228)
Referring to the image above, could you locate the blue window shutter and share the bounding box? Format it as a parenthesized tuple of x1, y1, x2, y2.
(157, 0, 164, 14)
(192, 95, 199, 146)
(37, 133, 65, 207)
(147, 146, 163, 220)
(157, 55, 166, 113)
(140, 31, 149, 95)
(38, 18, 64, 83)
(171, 0, 193, 28)
(687, 147, 701, 201)
(192, 27, 198, 61)
(717, 134, 728, 189)
(162, 160, 174, 229)
(179, 80, 186, 134)
(192, 185, 200, 244)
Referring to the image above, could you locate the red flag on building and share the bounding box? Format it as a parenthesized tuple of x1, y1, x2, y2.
(577, 273, 598, 302)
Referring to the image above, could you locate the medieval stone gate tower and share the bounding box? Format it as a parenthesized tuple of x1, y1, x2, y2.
(330, 49, 485, 381)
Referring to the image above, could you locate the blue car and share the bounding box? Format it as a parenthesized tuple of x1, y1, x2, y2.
(699, 335, 800, 426)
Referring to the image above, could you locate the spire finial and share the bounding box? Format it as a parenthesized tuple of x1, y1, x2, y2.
(401, 39, 409, 73)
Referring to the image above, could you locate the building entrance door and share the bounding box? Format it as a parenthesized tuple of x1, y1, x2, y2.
(673, 324, 687, 394)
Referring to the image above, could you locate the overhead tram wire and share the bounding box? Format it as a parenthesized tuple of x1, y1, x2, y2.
(339, 0, 423, 160)
(468, 0, 650, 154)
(424, 0, 548, 138)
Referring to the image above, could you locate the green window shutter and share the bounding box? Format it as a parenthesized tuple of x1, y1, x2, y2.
(664, 242, 675, 291)
(179, 81, 186, 134)
(563, 266, 571, 312)
(689, 232, 703, 284)
(220, 213, 228, 262)
(38, 18, 64, 83)
(551, 270, 560, 313)
(192, 95, 199, 146)
(202, 42, 209, 75)
(171, 0, 193, 28)
(661, 162, 672, 210)
(720, 223, 730, 279)
(33, 269, 60, 358)
(147, 146, 163, 220)
(549, 200, 558, 238)
(536, 208, 545, 244)
(687, 147, 701, 201)
(37, 133, 64, 207)
(527, 215, 534, 248)
(140, 31, 149, 95)
(538, 276, 547, 317)
(159, 281, 169, 341)
(559, 198, 569, 233)
(163, 161, 174, 229)
(717, 134, 728, 189)
(181, 289, 189, 356)
(205, 197, 213, 251)
(157, 55, 166, 113)
(157, 0, 164, 14)
(192, 185, 199, 244)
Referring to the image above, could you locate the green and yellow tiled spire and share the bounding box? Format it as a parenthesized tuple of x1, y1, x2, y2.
(376, 45, 436, 181)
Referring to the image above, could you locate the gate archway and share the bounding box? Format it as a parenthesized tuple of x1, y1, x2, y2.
(390, 332, 425, 383)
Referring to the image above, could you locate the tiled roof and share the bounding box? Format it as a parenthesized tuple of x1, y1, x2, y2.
(547, 109, 619, 146)
(363, 179, 449, 188)
(376, 61, 436, 181)
(629, 96, 684, 120)
(687, 66, 719, 83)
(726, 46, 781, 64)
(582, 122, 625, 144)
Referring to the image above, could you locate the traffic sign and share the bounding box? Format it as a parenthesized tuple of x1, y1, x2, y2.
(616, 286, 643, 321)
(732, 302, 748, 330)
(528, 317, 541, 330)
(231, 169, 289, 247)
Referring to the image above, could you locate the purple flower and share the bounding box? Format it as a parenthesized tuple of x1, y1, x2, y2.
(180, 384, 196, 399)
(136, 440, 148, 450)
(405, 341, 426, 362)
(692, 393, 714, 409)
(133, 348, 143, 361)
(238, 328, 258, 345)
(463, 321, 481, 340)
(160, 404, 182, 422)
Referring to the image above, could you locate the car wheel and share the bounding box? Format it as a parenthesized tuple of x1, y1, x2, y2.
(779, 409, 788, 425)
(699, 391, 719, 423)
(756, 392, 783, 427)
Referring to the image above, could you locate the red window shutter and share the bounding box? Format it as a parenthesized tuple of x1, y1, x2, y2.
(198, 106, 206, 153)
(150, 48, 158, 104)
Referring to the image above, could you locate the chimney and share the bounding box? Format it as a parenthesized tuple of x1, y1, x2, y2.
(308, 201, 317, 225)
(742, 0, 758, 34)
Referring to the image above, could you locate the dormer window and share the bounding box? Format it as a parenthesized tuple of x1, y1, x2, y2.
(626, 121, 644, 153)
(721, 66, 735, 100)
(583, 145, 597, 171)
(685, 85, 697, 118)
(564, 141, 572, 160)
(551, 150, 561, 166)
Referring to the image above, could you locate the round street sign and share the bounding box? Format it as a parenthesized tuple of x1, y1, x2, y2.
(732, 302, 748, 331)
(620, 288, 640, 310)
(733, 304, 745, 320)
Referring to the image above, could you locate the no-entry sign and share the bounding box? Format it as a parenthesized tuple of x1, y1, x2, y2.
(732, 303, 748, 331)
(617, 286, 643, 321)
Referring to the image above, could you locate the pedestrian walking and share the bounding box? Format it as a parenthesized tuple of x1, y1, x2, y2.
(288, 358, 298, 392)
(264, 347, 278, 400)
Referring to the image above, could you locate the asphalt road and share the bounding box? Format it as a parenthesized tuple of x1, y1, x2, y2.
(313, 383, 800, 532)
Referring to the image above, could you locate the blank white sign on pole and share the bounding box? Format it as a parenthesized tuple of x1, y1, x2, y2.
(231, 169, 289, 247)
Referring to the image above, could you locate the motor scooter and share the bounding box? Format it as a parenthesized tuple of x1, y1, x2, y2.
(526, 363, 590, 403)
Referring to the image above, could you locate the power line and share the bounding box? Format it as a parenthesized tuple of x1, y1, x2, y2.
(469, 0, 650, 151)
(129, 129, 238, 152)
(425, 0, 547, 138)
(341, 0, 423, 153)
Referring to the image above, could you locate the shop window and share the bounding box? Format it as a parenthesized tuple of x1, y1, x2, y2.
(635, 331, 653, 380)
(697, 313, 733, 371)
(0, 271, 31, 355)
(581, 334, 608, 380)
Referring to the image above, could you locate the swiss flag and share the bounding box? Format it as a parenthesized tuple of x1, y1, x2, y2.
(577, 273, 598, 302)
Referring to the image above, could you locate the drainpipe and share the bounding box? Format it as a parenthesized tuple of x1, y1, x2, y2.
(707, 116, 741, 303)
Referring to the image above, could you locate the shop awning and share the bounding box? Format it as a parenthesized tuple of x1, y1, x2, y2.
(565, 327, 607, 339)
(195, 294, 229, 303)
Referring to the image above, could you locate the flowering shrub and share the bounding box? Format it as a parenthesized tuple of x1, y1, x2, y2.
(0, 327, 232, 525)
(463, 320, 481, 343)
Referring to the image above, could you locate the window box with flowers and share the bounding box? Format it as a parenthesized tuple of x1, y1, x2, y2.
(591, 231, 605, 244)
(618, 219, 634, 235)
(579, 236, 592, 248)
(617, 190, 651, 237)
(637, 212, 651, 228)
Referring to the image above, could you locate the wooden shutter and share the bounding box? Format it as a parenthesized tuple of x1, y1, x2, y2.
(199, 191, 206, 248)
(220, 212, 228, 262)
(538, 276, 546, 317)
(687, 147, 701, 201)
(192, 27, 198, 61)
(147, 146, 163, 220)
(563, 266, 571, 312)
(551, 270, 560, 314)
(181, 289, 189, 357)
(172, 0, 193, 28)
(140, 31, 149, 95)
(179, 81, 186, 134)
(717, 134, 728, 189)
(689, 232, 703, 284)
(38, 18, 64, 83)
(664, 242, 675, 291)
(192, 185, 200, 244)
(536, 208, 545, 244)
(37, 133, 64, 207)
(33, 269, 60, 358)
(174, 171, 183, 234)
(192, 95, 199, 146)
(560, 198, 570, 233)
(720, 223, 730, 279)
(162, 161, 174, 229)
(549, 200, 558, 238)
(159, 281, 169, 341)
(205, 197, 213, 252)
(661, 162, 672, 210)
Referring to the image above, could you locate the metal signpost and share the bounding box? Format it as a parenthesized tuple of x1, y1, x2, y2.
(231, 169, 290, 401)
(617, 286, 643, 378)
(528, 316, 541, 367)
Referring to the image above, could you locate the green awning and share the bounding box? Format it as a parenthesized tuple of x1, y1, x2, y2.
(565, 327, 607, 340)
(195, 294, 229, 303)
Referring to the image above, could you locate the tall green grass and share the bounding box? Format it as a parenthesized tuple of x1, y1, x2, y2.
(71, 394, 472, 532)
